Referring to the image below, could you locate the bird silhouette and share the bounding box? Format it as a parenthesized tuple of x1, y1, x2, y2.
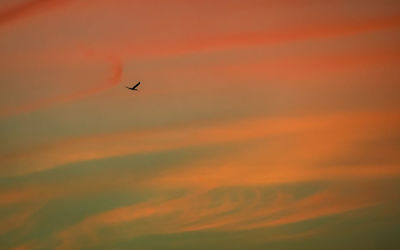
(126, 81, 141, 91)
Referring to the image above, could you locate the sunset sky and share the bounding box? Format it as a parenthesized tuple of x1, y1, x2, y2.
(1, 0, 400, 249)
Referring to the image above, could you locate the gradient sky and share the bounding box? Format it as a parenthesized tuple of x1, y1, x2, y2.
(1, 0, 400, 249)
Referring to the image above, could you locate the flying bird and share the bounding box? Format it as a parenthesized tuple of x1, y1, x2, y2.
(126, 81, 141, 91)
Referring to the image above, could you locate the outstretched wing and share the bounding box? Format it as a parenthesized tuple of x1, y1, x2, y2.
(132, 81, 141, 89)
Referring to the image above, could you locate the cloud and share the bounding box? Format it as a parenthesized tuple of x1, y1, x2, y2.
(0, 108, 397, 240)
(5, 13, 399, 70)
(0, 203, 42, 234)
(1, 104, 399, 249)
(0, 0, 70, 28)
(54, 185, 387, 249)
(93, 14, 400, 59)
(0, 57, 123, 117)
(1, 110, 398, 177)
(1, 1, 399, 249)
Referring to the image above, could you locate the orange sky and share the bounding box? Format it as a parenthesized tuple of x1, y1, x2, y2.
(1, 0, 400, 249)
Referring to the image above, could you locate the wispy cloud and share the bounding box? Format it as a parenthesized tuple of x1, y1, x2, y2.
(1, 1, 400, 249)
(2, 110, 397, 176)
(55, 184, 387, 249)
(0, 57, 122, 117)
(1, 110, 398, 242)
(0, 0, 71, 28)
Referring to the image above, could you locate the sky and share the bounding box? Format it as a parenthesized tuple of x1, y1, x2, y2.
(0, 0, 400, 249)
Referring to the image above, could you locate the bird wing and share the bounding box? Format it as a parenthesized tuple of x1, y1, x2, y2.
(132, 81, 141, 89)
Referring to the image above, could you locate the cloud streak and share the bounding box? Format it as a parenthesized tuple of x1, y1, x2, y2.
(2, 110, 398, 176)
(0, 57, 122, 117)
(0, 0, 70, 28)
(55, 184, 388, 249)
(1, 1, 400, 249)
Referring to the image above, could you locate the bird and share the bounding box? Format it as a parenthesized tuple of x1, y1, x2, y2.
(126, 81, 141, 91)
